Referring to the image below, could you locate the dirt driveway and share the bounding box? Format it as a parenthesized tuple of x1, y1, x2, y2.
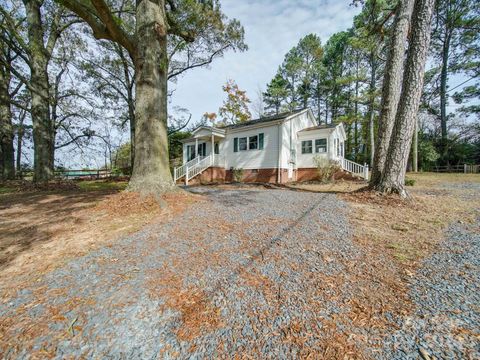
(0, 184, 478, 359)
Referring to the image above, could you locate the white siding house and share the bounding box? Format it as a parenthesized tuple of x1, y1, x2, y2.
(175, 109, 367, 184)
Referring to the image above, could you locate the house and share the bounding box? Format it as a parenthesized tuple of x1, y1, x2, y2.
(174, 109, 368, 185)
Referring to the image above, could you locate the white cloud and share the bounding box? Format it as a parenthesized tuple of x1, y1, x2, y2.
(170, 0, 361, 124)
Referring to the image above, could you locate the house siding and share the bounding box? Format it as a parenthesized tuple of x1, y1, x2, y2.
(296, 126, 345, 168)
(222, 124, 280, 170)
(178, 110, 348, 184)
(280, 111, 316, 169)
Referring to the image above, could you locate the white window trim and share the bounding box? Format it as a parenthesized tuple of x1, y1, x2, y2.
(237, 133, 263, 152)
(301, 140, 313, 154)
(238, 137, 248, 151)
(315, 138, 328, 153)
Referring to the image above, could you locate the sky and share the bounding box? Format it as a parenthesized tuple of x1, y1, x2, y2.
(170, 0, 361, 126)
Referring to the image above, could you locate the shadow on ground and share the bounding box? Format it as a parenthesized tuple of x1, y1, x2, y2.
(0, 190, 118, 271)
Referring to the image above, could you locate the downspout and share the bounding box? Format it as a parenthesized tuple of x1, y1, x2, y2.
(277, 123, 282, 183)
(289, 119, 294, 181)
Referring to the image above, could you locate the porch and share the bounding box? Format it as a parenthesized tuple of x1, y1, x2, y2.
(175, 126, 226, 184)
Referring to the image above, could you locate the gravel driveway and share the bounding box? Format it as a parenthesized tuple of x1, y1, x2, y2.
(0, 186, 478, 359)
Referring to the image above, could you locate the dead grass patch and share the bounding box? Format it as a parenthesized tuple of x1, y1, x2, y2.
(341, 175, 478, 269)
(288, 179, 366, 193)
(0, 185, 199, 286)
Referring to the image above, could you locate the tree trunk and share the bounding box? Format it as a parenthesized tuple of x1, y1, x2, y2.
(354, 56, 359, 161)
(128, 0, 175, 193)
(439, 31, 451, 163)
(129, 109, 135, 171)
(368, 52, 377, 167)
(375, 0, 435, 197)
(24, 0, 54, 182)
(325, 99, 328, 124)
(0, 65, 15, 180)
(413, 116, 418, 172)
(370, 0, 415, 185)
(16, 117, 24, 175)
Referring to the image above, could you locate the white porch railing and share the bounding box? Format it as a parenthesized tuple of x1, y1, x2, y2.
(174, 156, 205, 182)
(186, 155, 212, 183)
(174, 154, 225, 184)
(341, 158, 369, 180)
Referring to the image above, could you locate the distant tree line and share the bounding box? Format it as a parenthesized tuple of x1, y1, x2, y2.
(262, 0, 479, 175)
(0, 0, 246, 194)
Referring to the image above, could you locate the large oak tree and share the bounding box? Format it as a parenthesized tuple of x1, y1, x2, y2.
(58, 0, 244, 194)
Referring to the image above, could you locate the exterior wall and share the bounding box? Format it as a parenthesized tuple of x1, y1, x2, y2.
(181, 109, 315, 170)
(296, 129, 333, 168)
(182, 140, 214, 163)
(280, 110, 317, 169)
(296, 168, 319, 182)
(179, 111, 348, 184)
(222, 124, 281, 170)
(227, 168, 279, 183)
(296, 168, 360, 182)
(296, 126, 346, 168)
(184, 167, 296, 185)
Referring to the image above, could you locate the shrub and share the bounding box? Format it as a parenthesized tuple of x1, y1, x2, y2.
(405, 177, 416, 186)
(232, 168, 244, 182)
(313, 156, 341, 183)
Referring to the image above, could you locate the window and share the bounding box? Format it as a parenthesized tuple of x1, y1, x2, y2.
(249, 135, 258, 150)
(301, 140, 312, 154)
(259, 133, 264, 149)
(197, 143, 206, 157)
(234, 133, 264, 152)
(214, 142, 219, 154)
(239, 137, 247, 151)
(315, 138, 327, 153)
(187, 145, 196, 161)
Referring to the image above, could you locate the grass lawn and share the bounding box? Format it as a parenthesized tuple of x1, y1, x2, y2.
(0, 186, 16, 195)
(77, 180, 128, 191)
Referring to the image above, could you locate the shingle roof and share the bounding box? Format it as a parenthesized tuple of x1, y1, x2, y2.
(218, 109, 307, 130)
(298, 123, 338, 132)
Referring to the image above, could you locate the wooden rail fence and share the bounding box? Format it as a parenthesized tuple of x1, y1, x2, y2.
(432, 164, 479, 173)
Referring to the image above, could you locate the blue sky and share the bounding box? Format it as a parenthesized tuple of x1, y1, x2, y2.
(170, 0, 361, 125)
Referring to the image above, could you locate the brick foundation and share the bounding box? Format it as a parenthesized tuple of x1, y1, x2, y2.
(177, 167, 226, 186)
(178, 166, 357, 185)
(296, 168, 361, 182)
(296, 168, 319, 182)
(227, 168, 280, 183)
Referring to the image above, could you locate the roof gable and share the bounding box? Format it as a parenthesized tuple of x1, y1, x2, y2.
(218, 109, 308, 131)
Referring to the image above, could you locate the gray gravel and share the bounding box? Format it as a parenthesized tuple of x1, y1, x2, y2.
(380, 219, 480, 360)
(1, 185, 479, 359)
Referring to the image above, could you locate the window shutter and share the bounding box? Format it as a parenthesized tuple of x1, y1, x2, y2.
(259, 133, 264, 150)
(234, 137, 238, 152)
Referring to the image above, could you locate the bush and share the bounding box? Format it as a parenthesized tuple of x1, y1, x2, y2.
(232, 168, 244, 182)
(313, 156, 341, 183)
(405, 177, 416, 186)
